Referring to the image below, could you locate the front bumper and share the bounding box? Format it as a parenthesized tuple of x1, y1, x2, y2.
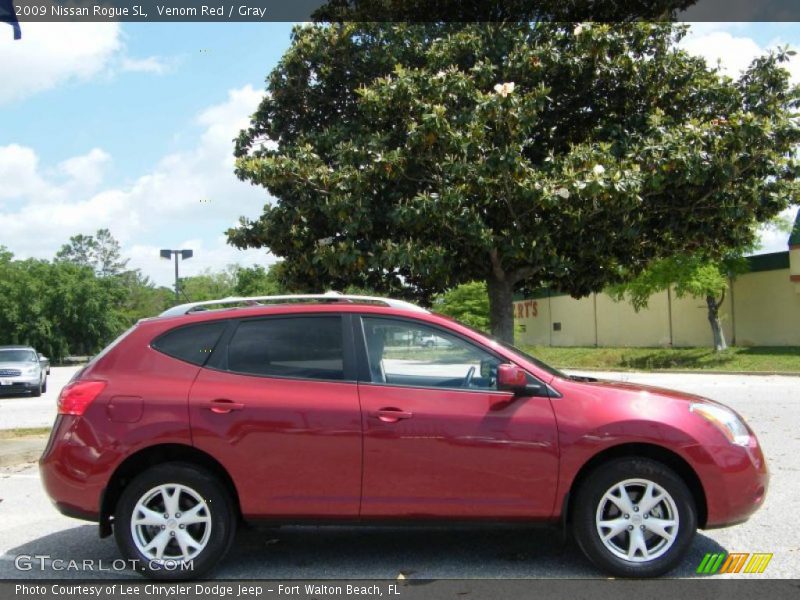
(690, 438, 769, 529)
(0, 376, 40, 394)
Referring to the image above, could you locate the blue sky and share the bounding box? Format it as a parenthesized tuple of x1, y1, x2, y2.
(0, 21, 798, 287)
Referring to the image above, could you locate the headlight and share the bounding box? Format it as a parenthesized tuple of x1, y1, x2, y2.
(22, 365, 38, 375)
(690, 403, 751, 446)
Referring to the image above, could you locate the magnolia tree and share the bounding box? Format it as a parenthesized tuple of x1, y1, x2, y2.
(229, 22, 800, 343)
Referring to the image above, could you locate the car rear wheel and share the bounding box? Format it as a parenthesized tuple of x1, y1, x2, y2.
(572, 457, 697, 578)
(114, 462, 237, 580)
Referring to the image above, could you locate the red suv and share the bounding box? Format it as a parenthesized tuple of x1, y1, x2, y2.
(40, 295, 768, 579)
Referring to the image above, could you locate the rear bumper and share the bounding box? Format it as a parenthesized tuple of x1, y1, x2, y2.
(39, 416, 105, 521)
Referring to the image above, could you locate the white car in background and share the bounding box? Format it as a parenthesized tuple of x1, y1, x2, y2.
(419, 333, 454, 348)
(0, 346, 47, 397)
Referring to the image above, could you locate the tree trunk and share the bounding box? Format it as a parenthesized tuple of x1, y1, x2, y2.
(705, 294, 728, 352)
(487, 276, 515, 344)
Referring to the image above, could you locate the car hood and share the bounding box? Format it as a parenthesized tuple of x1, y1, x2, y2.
(0, 361, 36, 370)
(566, 376, 712, 405)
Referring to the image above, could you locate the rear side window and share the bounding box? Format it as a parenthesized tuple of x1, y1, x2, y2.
(152, 321, 227, 366)
(227, 317, 343, 381)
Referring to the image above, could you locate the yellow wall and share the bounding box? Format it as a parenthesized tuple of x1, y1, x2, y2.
(514, 267, 799, 347)
(595, 291, 671, 347)
(732, 269, 800, 346)
(670, 287, 734, 347)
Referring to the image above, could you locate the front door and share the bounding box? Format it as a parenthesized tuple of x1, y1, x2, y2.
(357, 316, 559, 519)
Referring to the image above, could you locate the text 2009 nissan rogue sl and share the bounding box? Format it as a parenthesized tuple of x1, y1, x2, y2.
(40, 294, 768, 579)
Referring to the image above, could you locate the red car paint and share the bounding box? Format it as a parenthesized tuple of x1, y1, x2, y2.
(40, 303, 767, 533)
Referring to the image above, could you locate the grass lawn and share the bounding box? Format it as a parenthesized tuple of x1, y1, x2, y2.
(0, 427, 51, 439)
(520, 346, 800, 373)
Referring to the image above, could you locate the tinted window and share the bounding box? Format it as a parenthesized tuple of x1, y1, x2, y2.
(227, 317, 344, 380)
(152, 321, 227, 366)
(362, 317, 500, 390)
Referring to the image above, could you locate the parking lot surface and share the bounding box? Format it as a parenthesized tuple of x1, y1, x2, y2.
(0, 367, 80, 430)
(0, 370, 797, 579)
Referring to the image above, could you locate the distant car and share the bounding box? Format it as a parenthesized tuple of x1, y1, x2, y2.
(0, 345, 47, 396)
(419, 333, 453, 348)
(38, 353, 51, 375)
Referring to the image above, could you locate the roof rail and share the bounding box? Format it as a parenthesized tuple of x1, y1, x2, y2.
(158, 292, 427, 318)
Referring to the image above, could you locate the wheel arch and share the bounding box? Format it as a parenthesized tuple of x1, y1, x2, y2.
(99, 443, 241, 538)
(562, 443, 708, 529)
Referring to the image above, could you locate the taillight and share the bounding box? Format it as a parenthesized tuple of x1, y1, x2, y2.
(57, 381, 107, 416)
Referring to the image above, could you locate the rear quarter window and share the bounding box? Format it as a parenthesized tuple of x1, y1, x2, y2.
(151, 321, 227, 366)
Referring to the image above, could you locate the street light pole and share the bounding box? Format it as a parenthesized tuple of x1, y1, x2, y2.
(160, 249, 194, 301)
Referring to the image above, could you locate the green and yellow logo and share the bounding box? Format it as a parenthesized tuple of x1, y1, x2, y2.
(696, 552, 773, 575)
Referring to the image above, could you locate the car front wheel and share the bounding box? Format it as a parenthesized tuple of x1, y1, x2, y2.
(572, 457, 697, 578)
(114, 462, 237, 580)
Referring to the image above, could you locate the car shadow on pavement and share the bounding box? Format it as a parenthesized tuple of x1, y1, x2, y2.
(2, 523, 727, 579)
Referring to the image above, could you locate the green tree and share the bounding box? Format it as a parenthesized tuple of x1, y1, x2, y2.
(55, 233, 97, 269)
(114, 270, 175, 323)
(55, 228, 129, 277)
(229, 23, 800, 343)
(434, 281, 490, 332)
(179, 268, 237, 302)
(608, 254, 749, 352)
(0, 256, 127, 361)
(233, 263, 290, 296)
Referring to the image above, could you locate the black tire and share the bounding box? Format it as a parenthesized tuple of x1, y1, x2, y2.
(30, 383, 41, 397)
(572, 457, 697, 578)
(114, 462, 237, 580)
(42, 378, 47, 393)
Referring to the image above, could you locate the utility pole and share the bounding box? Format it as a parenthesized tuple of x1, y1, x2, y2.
(159, 249, 193, 301)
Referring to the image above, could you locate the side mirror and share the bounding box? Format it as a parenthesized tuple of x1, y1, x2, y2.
(496, 364, 546, 400)
(497, 364, 527, 393)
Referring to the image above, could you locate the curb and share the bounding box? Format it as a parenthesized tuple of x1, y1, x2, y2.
(559, 367, 800, 377)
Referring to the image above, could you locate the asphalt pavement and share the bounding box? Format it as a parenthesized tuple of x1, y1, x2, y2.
(0, 369, 797, 579)
(0, 367, 80, 430)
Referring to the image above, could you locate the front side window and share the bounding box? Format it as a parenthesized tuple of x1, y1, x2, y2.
(227, 316, 344, 381)
(361, 317, 500, 390)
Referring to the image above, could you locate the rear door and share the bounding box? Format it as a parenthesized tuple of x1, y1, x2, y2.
(188, 314, 362, 517)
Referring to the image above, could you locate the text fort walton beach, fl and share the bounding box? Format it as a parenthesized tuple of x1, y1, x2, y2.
(16, 584, 401, 597)
(44, 5, 271, 18)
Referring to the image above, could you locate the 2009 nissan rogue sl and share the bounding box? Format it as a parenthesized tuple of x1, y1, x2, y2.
(40, 294, 768, 579)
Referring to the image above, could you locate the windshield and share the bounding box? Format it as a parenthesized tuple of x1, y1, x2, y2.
(496, 341, 567, 380)
(438, 315, 567, 379)
(0, 349, 38, 362)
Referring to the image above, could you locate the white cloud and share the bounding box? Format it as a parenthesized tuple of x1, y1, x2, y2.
(681, 25, 800, 83)
(0, 22, 177, 105)
(0, 84, 276, 286)
(57, 148, 111, 190)
(0, 22, 122, 105)
(0, 144, 47, 200)
(120, 56, 171, 75)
